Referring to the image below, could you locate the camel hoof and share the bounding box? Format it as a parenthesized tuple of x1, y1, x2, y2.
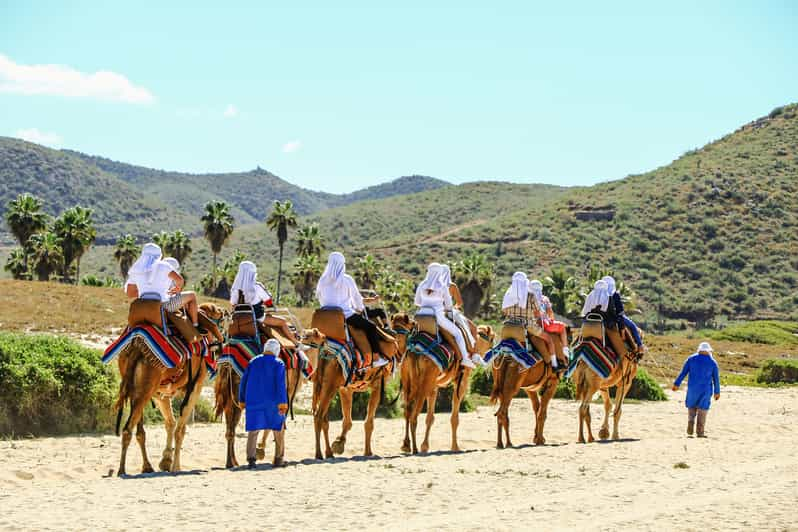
(577, 437, 585, 444)
(420, 443, 430, 453)
(158, 458, 172, 472)
(598, 427, 610, 440)
(256, 447, 266, 461)
(588, 436, 595, 443)
(315, 452, 324, 460)
(117, 469, 126, 477)
(612, 433, 620, 441)
(451, 445, 462, 453)
(400, 443, 411, 453)
(141, 464, 154, 474)
(331, 440, 345, 455)
(496, 443, 504, 449)
(363, 450, 373, 457)
(534, 437, 544, 446)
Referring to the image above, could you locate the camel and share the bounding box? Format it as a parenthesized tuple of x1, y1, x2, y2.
(489, 333, 560, 448)
(114, 302, 225, 476)
(573, 325, 643, 443)
(392, 313, 495, 454)
(303, 315, 402, 460)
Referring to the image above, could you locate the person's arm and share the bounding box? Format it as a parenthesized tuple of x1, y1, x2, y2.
(257, 283, 274, 308)
(238, 366, 250, 406)
(450, 283, 464, 309)
(442, 287, 454, 311)
(349, 278, 365, 313)
(712, 360, 720, 399)
(276, 362, 288, 414)
(125, 283, 139, 299)
(672, 358, 690, 390)
(168, 271, 184, 295)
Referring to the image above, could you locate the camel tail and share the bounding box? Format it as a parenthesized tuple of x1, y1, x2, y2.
(489, 356, 505, 405)
(311, 358, 326, 416)
(574, 363, 587, 402)
(213, 366, 229, 419)
(115, 354, 141, 436)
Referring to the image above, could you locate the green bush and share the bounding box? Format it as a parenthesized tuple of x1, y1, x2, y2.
(706, 321, 798, 345)
(624, 368, 667, 401)
(554, 377, 575, 399)
(0, 333, 117, 436)
(756, 358, 798, 384)
(143, 395, 218, 424)
(470, 365, 492, 396)
(328, 376, 402, 420)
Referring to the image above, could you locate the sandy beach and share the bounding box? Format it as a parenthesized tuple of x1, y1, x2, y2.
(1, 385, 796, 531)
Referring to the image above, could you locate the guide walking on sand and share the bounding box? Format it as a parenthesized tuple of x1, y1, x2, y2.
(672, 342, 720, 438)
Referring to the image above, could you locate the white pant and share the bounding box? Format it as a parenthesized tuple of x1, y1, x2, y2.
(434, 309, 469, 361)
(450, 310, 475, 349)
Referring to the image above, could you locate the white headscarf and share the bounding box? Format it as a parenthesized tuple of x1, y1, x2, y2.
(441, 264, 452, 286)
(128, 243, 162, 284)
(263, 338, 281, 355)
(602, 275, 617, 295)
(697, 341, 713, 353)
(230, 261, 260, 305)
(415, 263, 447, 306)
(316, 252, 347, 300)
(501, 272, 528, 310)
(581, 280, 610, 316)
(164, 257, 180, 272)
(528, 279, 544, 308)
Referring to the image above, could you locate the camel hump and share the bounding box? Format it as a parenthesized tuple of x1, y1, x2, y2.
(311, 308, 347, 341)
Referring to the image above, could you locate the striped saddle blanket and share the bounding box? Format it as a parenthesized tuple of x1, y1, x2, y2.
(219, 336, 314, 379)
(407, 331, 455, 372)
(566, 338, 619, 379)
(484, 338, 542, 370)
(102, 324, 207, 370)
(320, 337, 375, 385)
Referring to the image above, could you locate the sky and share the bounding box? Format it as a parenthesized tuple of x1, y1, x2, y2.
(1, 1, 796, 193)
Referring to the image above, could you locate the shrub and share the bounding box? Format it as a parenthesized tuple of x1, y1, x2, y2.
(0, 333, 117, 436)
(470, 365, 492, 396)
(756, 358, 798, 384)
(327, 376, 402, 420)
(143, 396, 218, 424)
(707, 321, 798, 345)
(625, 368, 667, 401)
(554, 377, 575, 399)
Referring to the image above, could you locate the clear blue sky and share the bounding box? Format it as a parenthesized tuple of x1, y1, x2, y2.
(1, 1, 796, 192)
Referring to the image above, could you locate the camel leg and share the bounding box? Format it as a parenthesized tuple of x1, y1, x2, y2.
(528, 389, 540, 444)
(118, 394, 150, 476)
(401, 397, 413, 453)
(612, 367, 635, 440)
(313, 382, 337, 459)
(171, 369, 206, 472)
(224, 404, 242, 468)
(135, 419, 154, 473)
(496, 394, 512, 449)
(598, 389, 611, 440)
(495, 406, 504, 449)
(408, 393, 423, 455)
(363, 380, 382, 456)
(450, 370, 470, 452)
(332, 388, 353, 455)
(533, 382, 556, 446)
(118, 363, 159, 477)
(154, 396, 176, 471)
(420, 391, 437, 453)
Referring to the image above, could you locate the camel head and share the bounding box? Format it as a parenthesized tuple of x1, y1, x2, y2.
(199, 302, 225, 321)
(475, 324, 496, 356)
(391, 313, 414, 354)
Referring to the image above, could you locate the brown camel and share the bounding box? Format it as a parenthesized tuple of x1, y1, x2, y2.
(303, 320, 401, 460)
(573, 327, 643, 443)
(489, 333, 560, 448)
(393, 313, 495, 454)
(114, 302, 225, 476)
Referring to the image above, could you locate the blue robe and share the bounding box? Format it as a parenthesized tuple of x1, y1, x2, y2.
(239, 354, 288, 431)
(674, 353, 720, 410)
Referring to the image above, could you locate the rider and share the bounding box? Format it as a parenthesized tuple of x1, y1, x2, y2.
(528, 279, 570, 361)
(316, 252, 388, 367)
(124, 243, 195, 325)
(230, 261, 298, 342)
(501, 272, 559, 369)
(162, 257, 200, 327)
(602, 275, 644, 352)
(415, 263, 475, 369)
(441, 264, 477, 352)
(580, 279, 617, 328)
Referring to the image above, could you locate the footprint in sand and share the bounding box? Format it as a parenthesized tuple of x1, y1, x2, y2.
(14, 471, 34, 480)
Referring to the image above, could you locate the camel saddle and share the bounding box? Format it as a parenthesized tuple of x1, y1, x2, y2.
(229, 304, 258, 338)
(581, 313, 605, 342)
(501, 322, 527, 343)
(312, 307, 395, 360)
(127, 298, 200, 344)
(413, 310, 465, 361)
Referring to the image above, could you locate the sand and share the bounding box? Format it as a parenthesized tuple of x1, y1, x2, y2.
(1, 385, 796, 531)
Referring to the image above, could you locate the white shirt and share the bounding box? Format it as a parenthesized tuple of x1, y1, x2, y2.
(230, 282, 272, 306)
(317, 274, 364, 318)
(124, 260, 175, 302)
(415, 285, 453, 311)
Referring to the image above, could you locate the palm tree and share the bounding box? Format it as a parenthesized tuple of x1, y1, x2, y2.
(165, 230, 192, 264)
(542, 268, 580, 317)
(53, 206, 96, 283)
(452, 251, 494, 318)
(265, 200, 297, 304)
(152, 230, 171, 250)
(4, 248, 27, 280)
(4, 193, 48, 274)
(113, 234, 139, 279)
(201, 201, 235, 288)
(28, 232, 63, 281)
(295, 223, 323, 257)
(355, 254, 380, 289)
(291, 254, 322, 305)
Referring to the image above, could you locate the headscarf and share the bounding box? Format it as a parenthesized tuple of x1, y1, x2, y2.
(697, 341, 713, 354)
(164, 257, 180, 272)
(230, 261, 259, 305)
(581, 280, 610, 316)
(415, 263, 447, 306)
(528, 279, 544, 308)
(602, 275, 617, 295)
(263, 338, 281, 355)
(128, 243, 162, 285)
(501, 272, 528, 310)
(441, 264, 452, 286)
(316, 252, 347, 299)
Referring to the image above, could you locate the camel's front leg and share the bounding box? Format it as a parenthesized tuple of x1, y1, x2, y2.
(135, 419, 154, 473)
(420, 391, 437, 453)
(363, 381, 383, 456)
(612, 367, 635, 440)
(450, 370, 470, 452)
(533, 381, 557, 446)
(401, 398, 412, 453)
(225, 404, 242, 468)
(313, 383, 337, 459)
(332, 388, 353, 455)
(598, 389, 612, 440)
(153, 396, 176, 471)
(528, 389, 541, 445)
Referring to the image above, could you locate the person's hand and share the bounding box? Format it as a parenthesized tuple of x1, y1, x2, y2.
(278, 403, 288, 415)
(168, 286, 180, 296)
(714, 393, 720, 401)
(671, 385, 679, 391)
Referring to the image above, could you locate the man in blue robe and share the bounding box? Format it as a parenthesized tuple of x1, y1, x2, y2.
(672, 342, 721, 438)
(239, 339, 288, 468)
